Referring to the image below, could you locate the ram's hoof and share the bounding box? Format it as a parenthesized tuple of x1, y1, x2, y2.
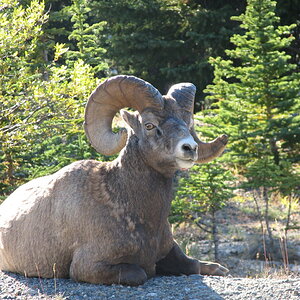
(199, 261, 229, 276)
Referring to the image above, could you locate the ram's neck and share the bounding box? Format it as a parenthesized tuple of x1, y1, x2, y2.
(107, 136, 174, 225)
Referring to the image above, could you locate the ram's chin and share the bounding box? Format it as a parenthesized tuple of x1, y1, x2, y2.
(175, 158, 195, 170)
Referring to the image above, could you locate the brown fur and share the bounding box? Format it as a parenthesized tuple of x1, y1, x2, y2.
(0, 97, 228, 286)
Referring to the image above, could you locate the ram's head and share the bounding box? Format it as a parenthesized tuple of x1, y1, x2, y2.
(84, 75, 227, 174)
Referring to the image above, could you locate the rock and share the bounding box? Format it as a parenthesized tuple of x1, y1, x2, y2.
(146, 292, 158, 297)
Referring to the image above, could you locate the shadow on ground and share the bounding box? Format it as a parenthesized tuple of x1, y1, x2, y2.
(3, 271, 224, 299)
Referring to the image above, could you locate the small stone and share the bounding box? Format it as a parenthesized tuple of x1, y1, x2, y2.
(27, 288, 38, 296)
(146, 292, 158, 297)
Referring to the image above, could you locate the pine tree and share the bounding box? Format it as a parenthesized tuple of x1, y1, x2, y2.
(66, 0, 108, 75)
(204, 0, 300, 258)
(172, 162, 234, 261)
(204, 0, 300, 166)
(89, 0, 245, 100)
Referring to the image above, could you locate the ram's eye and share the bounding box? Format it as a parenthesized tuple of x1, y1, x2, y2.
(145, 123, 155, 130)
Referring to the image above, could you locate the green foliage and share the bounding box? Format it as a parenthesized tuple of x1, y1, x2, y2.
(243, 158, 299, 196)
(0, 0, 48, 195)
(0, 0, 103, 197)
(203, 0, 300, 213)
(66, 0, 108, 75)
(203, 0, 300, 243)
(205, 0, 300, 166)
(171, 162, 234, 228)
(19, 57, 101, 179)
(172, 160, 234, 260)
(243, 158, 281, 191)
(90, 0, 245, 102)
(1, 0, 299, 243)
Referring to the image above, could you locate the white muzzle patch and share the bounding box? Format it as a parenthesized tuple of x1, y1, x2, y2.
(175, 136, 198, 169)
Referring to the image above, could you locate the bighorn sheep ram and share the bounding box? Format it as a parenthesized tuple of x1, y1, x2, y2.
(0, 75, 228, 285)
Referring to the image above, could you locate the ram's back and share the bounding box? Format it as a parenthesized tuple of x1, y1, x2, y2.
(0, 160, 107, 277)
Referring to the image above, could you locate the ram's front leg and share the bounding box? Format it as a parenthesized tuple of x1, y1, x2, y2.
(70, 246, 147, 286)
(156, 242, 228, 276)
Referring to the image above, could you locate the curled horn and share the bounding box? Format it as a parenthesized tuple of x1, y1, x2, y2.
(166, 82, 196, 112)
(166, 83, 228, 163)
(191, 131, 228, 163)
(84, 75, 164, 155)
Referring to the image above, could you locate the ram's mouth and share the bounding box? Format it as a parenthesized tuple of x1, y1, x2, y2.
(175, 157, 195, 170)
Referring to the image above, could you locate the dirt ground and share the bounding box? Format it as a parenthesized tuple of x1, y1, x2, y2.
(173, 198, 300, 278)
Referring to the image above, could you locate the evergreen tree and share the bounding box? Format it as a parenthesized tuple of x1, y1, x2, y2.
(172, 161, 234, 261)
(205, 0, 300, 166)
(204, 0, 300, 257)
(90, 0, 246, 105)
(66, 0, 108, 75)
(276, 0, 300, 72)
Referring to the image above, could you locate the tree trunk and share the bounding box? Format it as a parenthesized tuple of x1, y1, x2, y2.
(6, 152, 14, 187)
(263, 186, 275, 256)
(285, 195, 292, 239)
(253, 189, 264, 235)
(269, 137, 280, 165)
(211, 211, 219, 261)
(42, 49, 49, 80)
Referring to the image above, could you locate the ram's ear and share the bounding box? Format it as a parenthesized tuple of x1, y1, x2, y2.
(120, 109, 140, 133)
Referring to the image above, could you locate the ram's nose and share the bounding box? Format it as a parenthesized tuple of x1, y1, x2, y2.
(178, 136, 198, 159)
(182, 142, 198, 154)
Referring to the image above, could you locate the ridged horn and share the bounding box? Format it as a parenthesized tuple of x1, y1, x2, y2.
(166, 82, 196, 112)
(192, 131, 228, 163)
(167, 82, 228, 163)
(84, 75, 164, 155)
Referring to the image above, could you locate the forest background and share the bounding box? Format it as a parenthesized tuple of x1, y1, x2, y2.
(0, 0, 299, 267)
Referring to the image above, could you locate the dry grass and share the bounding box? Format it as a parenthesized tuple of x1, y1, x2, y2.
(172, 198, 300, 279)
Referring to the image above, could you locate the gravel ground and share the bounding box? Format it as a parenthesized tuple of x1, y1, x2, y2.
(0, 271, 299, 300)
